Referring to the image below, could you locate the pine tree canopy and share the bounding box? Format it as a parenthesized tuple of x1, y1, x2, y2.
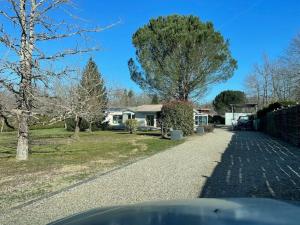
(128, 15, 237, 101)
(80, 58, 108, 110)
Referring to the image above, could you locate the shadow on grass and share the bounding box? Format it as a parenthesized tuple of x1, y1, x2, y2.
(137, 132, 162, 137)
(199, 131, 300, 201)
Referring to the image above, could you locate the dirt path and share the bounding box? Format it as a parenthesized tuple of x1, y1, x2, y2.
(1, 128, 233, 225)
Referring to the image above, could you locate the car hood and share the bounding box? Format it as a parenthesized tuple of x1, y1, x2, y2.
(48, 198, 300, 225)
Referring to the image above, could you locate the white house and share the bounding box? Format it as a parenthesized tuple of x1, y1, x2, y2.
(134, 104, 162, 128)
(225, 103, 258, 126)
(104, 104, 208, 130)
(104, 107, 135, 129)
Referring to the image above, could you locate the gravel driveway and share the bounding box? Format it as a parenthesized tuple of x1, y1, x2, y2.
(1, 128, 300, 225)
(0, 129, 233, 225)
(200, 130, 300, 200)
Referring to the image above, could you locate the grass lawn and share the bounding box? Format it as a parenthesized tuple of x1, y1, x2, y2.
(0, 128, 183, 211)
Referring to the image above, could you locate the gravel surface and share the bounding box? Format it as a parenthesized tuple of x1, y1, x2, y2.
(0, 128, 233, 225)
(200, 131, 300, 200)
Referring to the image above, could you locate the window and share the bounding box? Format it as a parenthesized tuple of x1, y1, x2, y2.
(195, 116, 199, 126)
(195, 115, 208, 126)
(127, 114, 135, 119)
(146, 115, 155, 126)
(200, 116, 208, 125)
(113, 115, 123, 124)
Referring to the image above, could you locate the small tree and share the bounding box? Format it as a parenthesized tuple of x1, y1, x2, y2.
(125, 119, 138, 134)
(213, 90, 246, 115)
(161, 101, 194, 137)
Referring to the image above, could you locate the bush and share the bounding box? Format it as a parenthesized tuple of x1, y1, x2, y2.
(161, 101, 194, 136)
(125, 119, 139, 134)
(65, 117, 89, 132)
(257, 101, 297, 119)
(203, 124, 214, 132)
(212, 115, 225, 124)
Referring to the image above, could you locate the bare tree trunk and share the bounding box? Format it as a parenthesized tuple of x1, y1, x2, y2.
(0, 118, 4, 133)
(63, 115, 67, 130)
(88, 122, 92, 132)
(74, 115, 81, 138)
(16, 113, 29, 160)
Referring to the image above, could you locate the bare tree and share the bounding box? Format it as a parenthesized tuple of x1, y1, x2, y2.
(244, 72, 261, 106)
(245, 32, 300, 107)
(0, 90, 16, 132)
(45, 75, 106, 137)
(0, 0, 109, 160)
(280, 33, 300, 100)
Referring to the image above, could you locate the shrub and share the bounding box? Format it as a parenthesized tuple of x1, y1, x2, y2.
(212, 115, 225, 124)
(125, 119, 139, 134)
(65, 117, 89, 132)
(161, 101, 194, 136)
(203, 124, 214, 132)
(257, 101, 297, 119)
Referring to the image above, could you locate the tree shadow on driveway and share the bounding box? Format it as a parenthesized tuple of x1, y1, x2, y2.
(199, 131, 300, 201)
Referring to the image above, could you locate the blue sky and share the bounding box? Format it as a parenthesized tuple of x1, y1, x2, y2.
(5, 0, 300, 103)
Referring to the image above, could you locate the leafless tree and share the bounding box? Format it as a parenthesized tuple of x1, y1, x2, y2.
(280, 33, 300, 100)
(245, 43, 300, 108)
(44, 75, 106, 137)
(0, 0, 110, 160)
(108, 87, 153, 108)
(0, 90, 16, 132)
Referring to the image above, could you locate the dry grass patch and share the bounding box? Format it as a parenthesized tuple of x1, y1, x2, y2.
(0, 128, 183, 211)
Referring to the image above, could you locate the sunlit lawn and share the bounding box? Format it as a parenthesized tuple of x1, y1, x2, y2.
(0, 128, 183, 211)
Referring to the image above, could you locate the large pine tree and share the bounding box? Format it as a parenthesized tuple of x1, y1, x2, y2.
(80, 58, 108, 130)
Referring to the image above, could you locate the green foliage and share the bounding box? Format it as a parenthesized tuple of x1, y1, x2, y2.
(257, 101, 297, 119)
(213, 90, 246, 115)
(151, 94, 159, 104)
(80, 58, 108, 117)
(129, 15, 237, 101)
(161, 101, 194, 136)
(65, 118, 89, 132)
(125, 119, 139, 134)
(212, 115, 225, 124)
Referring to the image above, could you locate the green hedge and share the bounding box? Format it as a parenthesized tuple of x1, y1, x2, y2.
(258, 104, 300, 146)
(161, 101, 194, 136)
(257, 101, 297, 119)
(65, 118, 89, 132)
(65, 117, 105, 132)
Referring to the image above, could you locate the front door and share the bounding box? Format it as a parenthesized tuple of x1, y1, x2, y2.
(146, 115, 155, 127)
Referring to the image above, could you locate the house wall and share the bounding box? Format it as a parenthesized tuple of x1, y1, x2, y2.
(225, 112, 252, 126)
(135, 112, 158, 128)
(194, 112, 209, 130)
(106, 111, 123, 127)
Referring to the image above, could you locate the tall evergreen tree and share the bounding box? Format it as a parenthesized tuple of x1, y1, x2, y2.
(81, 58, 108, 104)
(80, 58, 108, 130)
(151, 94, 159, 104)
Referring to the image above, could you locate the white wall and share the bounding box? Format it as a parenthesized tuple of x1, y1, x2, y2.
(105, 111, 123, 126)
(135, 112, 158, 127)
(225, 112, 252, 126)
